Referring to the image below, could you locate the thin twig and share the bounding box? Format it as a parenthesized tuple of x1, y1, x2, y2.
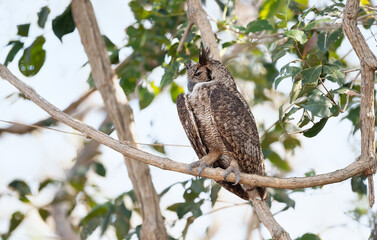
(318, 77, 337, 106)
(0, 88, 95, 135)
(177, 21, 194, 53)
(0, 119, 192, 148)
(340, 70, 361, 113)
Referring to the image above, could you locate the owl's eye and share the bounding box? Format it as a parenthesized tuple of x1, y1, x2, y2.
(194, 70, 203, 77)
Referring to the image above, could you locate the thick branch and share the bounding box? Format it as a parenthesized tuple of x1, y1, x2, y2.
(342, 0, 377, 207)
(70, 0, 167, 238)
(186, 0, 220, 60)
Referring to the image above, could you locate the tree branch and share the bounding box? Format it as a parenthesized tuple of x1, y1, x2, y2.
(1, 64, 375, 189)
(70, 0, 167, 238)
(342, 0, 377, 207)
(1, 63, 376, 237)
(187, 0, 220, 60)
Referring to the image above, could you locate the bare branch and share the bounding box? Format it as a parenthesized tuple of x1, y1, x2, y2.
(70, 0, 167, 238)
(248, 190, 290, 240)
(343, 0, 377, 207)
(1, 64, 376, 237)
(177, 21, 194, 53)
(2, 64, 375, 188)
(187, 0, 220, 60)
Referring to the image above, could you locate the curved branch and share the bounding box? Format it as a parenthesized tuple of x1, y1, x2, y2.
(1, 64, 374, 189)
(1, 63, 375, 190)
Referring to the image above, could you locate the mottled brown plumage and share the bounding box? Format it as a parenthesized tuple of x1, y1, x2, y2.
(176, 48, 266, 200)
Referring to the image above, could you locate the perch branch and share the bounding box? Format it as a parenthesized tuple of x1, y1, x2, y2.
(342, 0, 377, 207)
(1, 63, 376, 237)
(70, 0, 167, 238)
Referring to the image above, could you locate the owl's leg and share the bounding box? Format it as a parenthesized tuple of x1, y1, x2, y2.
(188, 150, 221, 177)
(223, 160, 241, 185)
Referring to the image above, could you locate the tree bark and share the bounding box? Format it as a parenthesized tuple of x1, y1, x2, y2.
(70, 0, 167, 239)
(342, 0, 377, 207)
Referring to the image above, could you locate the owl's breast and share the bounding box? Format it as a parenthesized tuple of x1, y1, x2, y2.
(188, 84, 231, 168)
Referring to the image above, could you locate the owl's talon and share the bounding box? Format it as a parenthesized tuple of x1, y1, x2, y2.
(188, 161, 210, 178)
(223, 166, 241, 185)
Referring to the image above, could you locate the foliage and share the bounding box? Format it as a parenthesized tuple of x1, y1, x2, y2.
(1, 0, 376, 239)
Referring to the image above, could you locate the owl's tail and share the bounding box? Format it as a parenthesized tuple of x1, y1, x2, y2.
(256, 186, 267, 200)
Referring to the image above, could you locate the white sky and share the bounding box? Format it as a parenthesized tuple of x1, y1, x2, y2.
(0, 0, 376, 240)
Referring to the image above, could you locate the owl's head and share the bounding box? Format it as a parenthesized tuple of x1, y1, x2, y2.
(186, 47, 237, 92)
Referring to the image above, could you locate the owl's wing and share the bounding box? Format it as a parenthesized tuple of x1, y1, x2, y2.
(209, 85, 264, 175)
(176, 93, 208, 158)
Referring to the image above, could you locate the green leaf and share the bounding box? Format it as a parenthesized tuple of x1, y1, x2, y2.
(92, 162, 106, 177)
(351, 174, 367, 195)
(152, 141, 166, 154)
(305, 169, 316, 177)
(38, 208, 50, 221)
(283, 136, 301, 151)
(301, 66, 322, 84)
(303, 118, 328, 137)
(52, 4, 75, 41)
(302, 93, 336, 118)
(317, 28, 343, 53)
(170, 82, 184, 103)
(271, 189, 295, 209)
(87, 72, 95, 88)
(114, 215, 130, 240)
(284, 29, 308, 44)
(17, 24, 30, 37)
(138, 84, 155, 109)
(323, 62, 345, 85)
(282, 107, 300, 122)
(266, 151, 291, 171)
(297, 110, 311, 128)
(304, 18, 331, 30)
(80, 218, 100, 240)
(210, 184, 221, 207)
(37, 6, 50, 28)
(259, 0, 286, 20)
(1, 211, 25, 240)
(161, 60, 180, 88)
(18, 36, 46, 77)
(100, 204, 114, 236)
(4, 41, 24, 66)
(246, 19, 274, 33)
(113, 196, 132, 240)
(81, 202, 113, 226)
(38, 178, 57, 191)
(296, 233, 321, 240)
(275, 66, 301, 89)
(8, 180, 31, 202)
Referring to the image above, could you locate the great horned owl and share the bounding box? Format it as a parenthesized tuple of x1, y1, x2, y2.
(176, 48, 266, 200)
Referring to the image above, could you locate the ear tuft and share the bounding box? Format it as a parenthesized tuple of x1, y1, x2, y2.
(199, 47, 211, 66)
